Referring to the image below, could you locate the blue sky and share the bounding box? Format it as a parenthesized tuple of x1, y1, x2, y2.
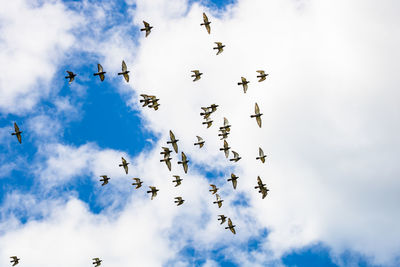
(0, 0, 399, 266)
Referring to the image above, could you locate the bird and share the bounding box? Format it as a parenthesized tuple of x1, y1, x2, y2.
(119, 157, 129, 174)
(256, 70, 268, 82)
(118, 60, 130, 82)
(218, 215, 227, 225)
(256, 147, 267, 163)
(92, 258, 102, 266)
(191, 70, 203, 81)
(200, 12, 211, 34)
(132, 178, 143, 189)
(167, 130, 179, 153)
(172, 175, 182, 187)
(209, 184, 218, 194)
(225, 218, 236, 234)
(228, 173, 239, 189)
(11, 122, 22, 144)
(255, 176, 265, 190)
(10, 256, 20, 266)
(160, 147, 172, 158)
(147, 186, 159, 200)
(177, 152, 189, 173)
(65, 71, 76, 84)
(194, 136, 205, 148)
(238, 77, 250, 93)
(99, 175, 110, 186)
(219, 117, 231, 132)
(213, 193, 223, 208)
(250, 102, 263, 128)
(160, 157, 172, 171)
(148, 96, 160, 110)
(213, 42, 225, 55)
(140, 94, 151, 107)
(219, 140, 230, 158)
(255, 176, 269, 199)
(93, 64, 106, 81)
(202, 118, 213, 128)
(174, 197, 185, 206)
(141, 21, 153, 37)
(230, 151, 241, 162)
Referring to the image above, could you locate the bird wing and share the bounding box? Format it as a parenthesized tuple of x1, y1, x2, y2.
(255, 103, 260, 114)
(169, 130, 176, 141)
(67, 71, 74, 76)
(183, 161, 188, 173)
(203, 12, 209, 23)
(123, 73, 129, 82)
(192, 70, 199, 75)
(216, 194, 221, 201)
(223, 141, 229, 158)
(196, 136, 203, 142)
(256, 70, 264, 75)
(124, 164, 129, 174)
(172, 142, 178, 154)
(241, 77, 247, 83)
(256, 116, 262, 128)
(232, 151, 239, 159)
(14, 122, 19, 132)
(205, 24, 211, 34)
(259, 147, 264, 157)
(257, 176, 263, 186)
(122, 157, 126, 164)
(143, 20, 149, 27)
(215, 42, 222, 46)
(99, 73, 105, 81)
(210, 184, 216, 190)
(232, 178, 237, 189)
(166, 158, 171, 171)
(97, 63, 103, 72)
(122, 60, 127, 72)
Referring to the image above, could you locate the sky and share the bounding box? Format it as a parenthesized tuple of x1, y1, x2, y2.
(0, 0, 400, 266)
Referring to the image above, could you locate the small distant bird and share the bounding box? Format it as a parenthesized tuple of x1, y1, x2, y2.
(167, 130, 179, 153)
(92, 258, 102, 266)
(11, 122, 22, 144)
(228, 173, 239, 189)
(191, 70, 203, 81)
(213, 193, 223, 208)
(177, 152, 189, 173)
(172, 175, 182, 187)
(194, 136, 205, 148)
(93, 64, 106, 81)
(213, 42, 225, 55)
(238, 77, 250, 93)
(202, 118, 213, 128)
(160, 147, 172, 158)
(10, 256, 20, 266)
(99, 175, 110, 186)
(225, 218, 236, 234)
(250, 102, 263, 128)
(119, 157, 129, 174)
(256, 147, 267, 163)
(174, 197, 185, 206)
(141, 21, 153, 37)
(160, 157, 172, 171)
(132, 178, 143, 189)
(255, 176, 269, 199)
(255, 176, 266, 190)
(200, 12, 211, 34)
(65, 71, 76, 84)
(256, 70, 268, 82)
(230, 151, 241, 162)
(219, 140, 230, 158)
(219, 117, 231, 132)
(147, 186, 159, 200)
(218, 215, 227, 225)
(218, 129, 229, 140)
(118, 60, 130, 82)
(140, 94, 152, 107)
(209, 184, 219, 194)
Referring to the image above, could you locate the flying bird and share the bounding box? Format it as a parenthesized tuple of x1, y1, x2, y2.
(141, 21, 153, 37)
(202, 118, 213, 128)
(238, 77, 250, 93)
(191, 70, 203, 81)
(119, 157, 129, 174)
(10, 256, 20, 266)
(93, 64, 106, 81)
(160, 157, 172, 171)
(255, 176, 269, 199)
(228, 173, 239, 189)
(172, 175, 182, 187)
(92, 258, 102, 267)
(140, 94, 152, 107)
(256, 147, 267, 163)
(177, 151, 189, 173)
(194, 136, 205, 148)
(256, 70, 268, 82)
(167, 130, 179, 153)
(219, 117, 231, 132)
(99, 175, 110, 186)
(11, 122, 22, 144)
(218, 129, 230, 140)
(218, 215, 227, 225)
(213, 42, 225, 55)
(230, 151, 241, 162)
(118, 60, 130, 82)
(219, 140, 230, 158)
(132, 178, 143, 189)
(200, 12, 211, 34)
(209, 184, 218, 194)
(174, 197, 185, 206)
(160, 147, 172, 158)
(65, 71, 76, 84)
(213, 193, 223, 208)
(147, 186, 159, 200)
(225, 218, 236, 234)
(250, 102, 263, 128)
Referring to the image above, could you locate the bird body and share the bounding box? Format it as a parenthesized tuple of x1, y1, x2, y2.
(230, 151, 241, 162)
(10, 256, 20, 266)
(219, 117, 231, 132)
(202, 118, 213, 128)
(93, 64, 106, 81)
(160, 157, 172, 171)
(255, 176, 269, 199)
(92, 258, 102, 266)
(225, 218, 236, 234)
(209, 184, 218, 194)
(118, 60, 130, 82)
(172, 175, 182, 187)
(218, 215, 227, 224)
(228, 173, 239, 189)
(167, 130, 179, 153)
(219, 140, 230, 158)
(147, 186, 159, 200)
(213, 194, 223, 208)
(11, 122, 22, 144)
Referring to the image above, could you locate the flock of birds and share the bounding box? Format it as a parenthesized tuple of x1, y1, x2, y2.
(8, 12, 270, 266)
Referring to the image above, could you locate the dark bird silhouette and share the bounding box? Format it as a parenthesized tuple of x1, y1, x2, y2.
(174, 197, 185, 206)
(132, 178, 143, 189)
(160, 157, 172, 171)
(219, 140, 230, 158)
(119, 157, 129, 174)
(213, 42, 225, 55)
(228, 173, 239, 189)
(177, 152, 189, 173)
(194, 136, 205, 148)
(147, 186, 159, 200)
(209, 184, 218, 194)
(99, 175, 110, 186)
(238, 77, 250, 93)
(256, 147, 267, 163)
(200, 12, 211, 34)
(167, 130, 179, 153)
(11, 122, 22, 144)
(230, 151, 241, 162)
(191, 70, 203, 81)
(10, 256, 20, 266)
(225, 218, 236, 234)
(213, 193, 223, 208)
(148, 96, 160, 110)
(92, 258, 102, 266)
(65, 71, 76, 84)
(250, 102, 263, 128)
(202, 118, 213, 128)
(93, 64, 106, 81)
(256, 70, 268, 82)
(141, 21, 153, 37)
(160, 147, 172, 158)
(218, 215, 227, 225)
(118, 60, 129, 82)
(172, 175, 182, 187)
(219, 117, 231, 132)
(255, 176, 269, 199)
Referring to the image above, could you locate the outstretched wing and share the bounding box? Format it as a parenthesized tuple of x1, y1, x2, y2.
(215, 42, 222, 46)
(255, 103, 260, 114)
(196, 136, 203, 142)
(205, 24, 211, 34)
(223, 140, 229, 158)
(143, 20, 149, 27)
(97, 63, 103, 72)
(14, 122, 19, 132)
(122, 60, 127, 72)
(256, 116, 262, 128)
(241, 77, 248, 93)
(232, 151, 239, 159)
(228, 218, 236, 234)
(203, 12, 209, 23)
(256, 70, 264, 75)
(123, 73, 129, 82)
(169, 130, 176, 141)
(166, 158, 171, 171)
(259, 147, 264, 157)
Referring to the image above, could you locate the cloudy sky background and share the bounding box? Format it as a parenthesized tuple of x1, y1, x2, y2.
(0, 0, 399, 266)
